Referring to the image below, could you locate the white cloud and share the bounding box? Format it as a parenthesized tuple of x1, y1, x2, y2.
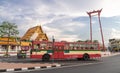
(111, 28, 120, 39)
(1, 0, 120, 44)
(101, 0, 120, 17)
(42, 15, 86, 41)
(57, 35, 80, 42)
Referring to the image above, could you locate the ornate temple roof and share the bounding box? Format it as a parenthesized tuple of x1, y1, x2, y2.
(0, 37, 30, 46)
(0, 37, 18, 45)
(21, 25, 48, 41)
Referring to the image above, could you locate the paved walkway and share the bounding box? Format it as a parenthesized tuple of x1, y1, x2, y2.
(0, 62, 58, 69)
(0, 62, 61, 72)
(101, 52, 120, 57)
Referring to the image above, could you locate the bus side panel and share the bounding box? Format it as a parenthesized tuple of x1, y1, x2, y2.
(53, 51, 59, 59)
(58, 51, 64, 59)
(30, 50, 48, 59)
(64, 50, 82, 59)
(89, 54, 101, 58)
(64, 54, 83, 59)
(30, 55, 43, 59)
(64, 54, 101, 59)
(52, 51, 64, 59)
(64, 50, 101, 59)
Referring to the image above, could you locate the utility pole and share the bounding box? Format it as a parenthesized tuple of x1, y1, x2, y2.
(52, 36, 55, 63)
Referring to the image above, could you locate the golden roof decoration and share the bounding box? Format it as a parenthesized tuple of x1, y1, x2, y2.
(21, 25, 48, 41)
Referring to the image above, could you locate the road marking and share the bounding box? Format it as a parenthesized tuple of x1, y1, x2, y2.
(6, 69, 14, 72)
(35, 66, 41, 69)
(17, 62, 103, 73)
(46, 66, 52, 68)
(8, 62, 103, 73)
(61, 62, 103, 68)
(21, 68, 28, 71)
(56, 64, 61, 67)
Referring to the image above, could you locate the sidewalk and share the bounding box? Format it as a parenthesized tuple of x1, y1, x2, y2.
(101, 51, 120, 57)
(0, 62, 61, 72)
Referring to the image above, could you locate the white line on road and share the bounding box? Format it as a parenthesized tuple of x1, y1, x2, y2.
(13, 62, 103, 73)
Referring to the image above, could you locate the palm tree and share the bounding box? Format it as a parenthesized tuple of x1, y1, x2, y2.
(0, 21, 19, 57)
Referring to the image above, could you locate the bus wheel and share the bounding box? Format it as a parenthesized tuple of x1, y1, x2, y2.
(83, 54, 90, 61)
(42, 54, 50, 62)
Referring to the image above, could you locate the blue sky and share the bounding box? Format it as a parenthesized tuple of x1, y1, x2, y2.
(0, 0, 120, 46)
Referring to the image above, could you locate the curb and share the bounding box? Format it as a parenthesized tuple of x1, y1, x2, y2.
(0, 64, 61, 72)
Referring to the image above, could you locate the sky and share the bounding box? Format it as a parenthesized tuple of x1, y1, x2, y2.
(0, 0, 120, 46)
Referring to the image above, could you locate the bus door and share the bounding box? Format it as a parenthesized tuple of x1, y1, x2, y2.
(53, 45, 64, 59)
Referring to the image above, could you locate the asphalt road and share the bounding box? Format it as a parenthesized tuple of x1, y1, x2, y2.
(0, 56, 101, 65)
(13, 55, 120, 73)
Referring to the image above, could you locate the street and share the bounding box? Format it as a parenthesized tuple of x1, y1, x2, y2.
(12, 55, 120, 73)
(0, 56, 101, 66)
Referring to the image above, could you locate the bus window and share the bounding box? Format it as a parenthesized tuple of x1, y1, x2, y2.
(47, 43, 52, 50)
(47, 46, 51, 49)
(76, 46, 79, 50)
(59, 46, 64, 50)
(41, 46, 45, 49)
(81, 47, 83, 50)
(85, 47, 89, 50)
(94, 45, 98, 50)
(64, 46, 69, 50)
(37, 44, 40, 49)
(90, 47, 94, 50)
(33, 44, 39, 49)
(64, 44, 69, 50)
(74, 47, 77, 50)
(54, 46, 58, 50)
(40, 43, 47, 50)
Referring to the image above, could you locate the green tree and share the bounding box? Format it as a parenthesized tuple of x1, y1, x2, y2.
(93, 40, 99, 43)
(85, 40, 91, 42)
(77, 40, 83, 42)
(0, 21, 19, 57)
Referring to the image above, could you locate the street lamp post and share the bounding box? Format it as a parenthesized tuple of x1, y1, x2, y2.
(52, 36, 55, 63)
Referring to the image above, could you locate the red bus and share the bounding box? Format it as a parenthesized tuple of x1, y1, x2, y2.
(30, 41, 101, 61)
